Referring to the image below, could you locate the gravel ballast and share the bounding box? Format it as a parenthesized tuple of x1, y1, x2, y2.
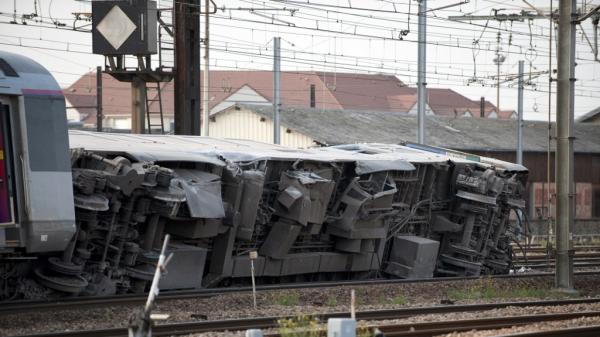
(1, 274, 600, 336)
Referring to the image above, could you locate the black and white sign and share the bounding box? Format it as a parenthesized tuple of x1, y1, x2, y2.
(92, 0, 157, 56)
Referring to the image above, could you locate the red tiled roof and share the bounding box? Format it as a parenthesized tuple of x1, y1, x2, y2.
(63, 70, 511, 124)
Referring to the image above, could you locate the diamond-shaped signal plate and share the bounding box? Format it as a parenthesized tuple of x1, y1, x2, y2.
(96, 5, 137, 50)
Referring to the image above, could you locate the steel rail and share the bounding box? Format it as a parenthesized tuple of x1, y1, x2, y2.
(513, 256, 600, 269)
(3, 271, 600, 315)
(517, 246, 600, 254)
(12, 299, 600, 337)
(514, 258, 600, 264)
(515, 253, 600, 259)
(374, 312, 600, 337)
(495, 324, 600, 337)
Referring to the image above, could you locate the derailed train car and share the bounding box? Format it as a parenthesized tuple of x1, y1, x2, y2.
(56, 132, 526, 297)
(0, 51, 527, 300)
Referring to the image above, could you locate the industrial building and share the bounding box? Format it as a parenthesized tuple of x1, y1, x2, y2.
(206, 103, 600, 228)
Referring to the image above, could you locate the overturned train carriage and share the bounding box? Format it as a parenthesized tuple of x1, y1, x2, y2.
(42, 133, 526, 297)
(0, 51, 528, 299)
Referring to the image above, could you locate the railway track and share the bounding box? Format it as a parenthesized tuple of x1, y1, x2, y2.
(14, 299, 600, 337)
(515, 253, 600, 259)
(515, 246, 600, 255)
(512, 254, 600, 269)
(496, 325, 600, 337)
(3, 271, 599, 315)
(354, 312, 600, 337)
(515, 261, 600, 269)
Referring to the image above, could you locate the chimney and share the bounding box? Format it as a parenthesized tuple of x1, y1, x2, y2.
(310, 84, 316, 108)
(480, 97, 485, 118)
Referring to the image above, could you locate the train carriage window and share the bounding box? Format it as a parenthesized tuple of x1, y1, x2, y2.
(23, 95, 70, 172)
(0, 58, 18, 77)
(0, 103, 16, 225)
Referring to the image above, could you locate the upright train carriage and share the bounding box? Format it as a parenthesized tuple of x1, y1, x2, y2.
(0, 51, 528, 300)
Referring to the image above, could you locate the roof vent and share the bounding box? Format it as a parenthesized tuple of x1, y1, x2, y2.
(0, 58, 18, 77)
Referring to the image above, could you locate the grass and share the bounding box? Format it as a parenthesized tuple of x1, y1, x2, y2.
(375, 294, 407, 305)
(447, 286, 551, 300)
(357, 325, 379, 337)
(278, 315, 321, 337)
(276, 293, 300, 306)
(446, 277, 579, 301)
(325, 296, 338, 306)
(278, 315, 380, 337)
(391, 295, 408, 305)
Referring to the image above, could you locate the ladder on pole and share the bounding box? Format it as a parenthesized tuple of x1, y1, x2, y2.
(145, 82, 165, 134)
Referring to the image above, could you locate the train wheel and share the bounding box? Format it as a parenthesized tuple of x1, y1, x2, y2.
(33, 268, 88, 294)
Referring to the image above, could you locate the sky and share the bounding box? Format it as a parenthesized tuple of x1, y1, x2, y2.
(1, 0, 600, 121)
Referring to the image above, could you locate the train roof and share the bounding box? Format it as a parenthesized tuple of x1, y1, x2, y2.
(0, 51, 62, 96)
(330, 143, 527, 172)
(68, 131, 416, 174)
(68, 131, 527, 173)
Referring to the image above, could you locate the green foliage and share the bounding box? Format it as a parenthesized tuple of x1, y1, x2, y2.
(278, 315, 382, 337)
(391, 295, 407, 305)
(446, 276, 579, 301)
(357, 322, 380, 337)
(276, 293, 300, 306)
(278, 315, 321, 337)
(376, 294, 407, 305)
(357, 326, 376, 337)
(325, 296, 338, 306)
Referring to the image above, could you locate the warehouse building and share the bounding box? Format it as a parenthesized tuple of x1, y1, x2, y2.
(207, 103, 600, 230)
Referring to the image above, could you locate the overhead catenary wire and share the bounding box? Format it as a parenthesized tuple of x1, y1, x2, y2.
(3, 33, 600, 100)
(4, 0, 600, 118)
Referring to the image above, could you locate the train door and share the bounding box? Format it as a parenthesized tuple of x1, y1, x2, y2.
(0, 101, 15, 225)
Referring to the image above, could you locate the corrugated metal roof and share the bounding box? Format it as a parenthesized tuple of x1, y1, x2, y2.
(229, 104, 600, 153)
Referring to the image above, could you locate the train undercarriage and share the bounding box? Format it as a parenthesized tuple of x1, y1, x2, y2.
(0, 135, 527, 301)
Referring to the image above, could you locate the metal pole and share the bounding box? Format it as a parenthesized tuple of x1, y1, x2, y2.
(480, 97, 485, 118)
(131, 77, 146, 134)
(273, 37, 281, 145)
(496, 32, 501, 114)
(174, 0, 201, 135)
(546, 0, 554, 254)
(96, 66, 103, 132)
(250, 259, 257, 309)
(145, 234, 170, 312)
(515, 61, 525, 238)
(350, 289, 356, 319)
(555, 0, 576, 292)
(202, 0, 210, 136)
(517, 60, 524, 165)
(416, 0, 427, 144)
(249, 250, 258, 310)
